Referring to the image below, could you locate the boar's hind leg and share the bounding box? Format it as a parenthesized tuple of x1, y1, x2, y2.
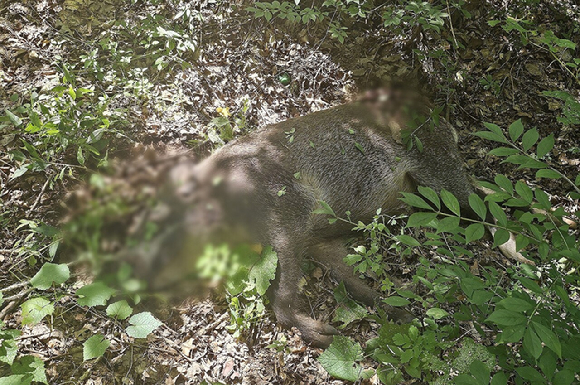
(268, 240, 338, 348)
(309, 239, 413, 323)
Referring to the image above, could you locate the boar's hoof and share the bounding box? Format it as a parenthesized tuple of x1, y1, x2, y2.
(292, 313, 339, 348)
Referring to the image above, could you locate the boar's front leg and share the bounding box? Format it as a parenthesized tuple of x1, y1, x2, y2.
(267, 233, 339, 348)
(308, 238, 412, 323)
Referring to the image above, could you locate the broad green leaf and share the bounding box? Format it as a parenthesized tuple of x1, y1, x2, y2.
(468, 194, 487, 221)
(486, 309, 527, 326)
(0, 334, 18, 365)
(426, 308, 449, 320)
(517, 277, 543, 294)
(523, 327, 543, 359)
(407, 212, 438, 227)
(470, 360, 491, 385)
(418, 186, 440, 209)
(76, 282, 115, 307)
(106, 300, 133, 320)
(473, 131, 508, 143)
(333, 283, 368, 328)
(515, 181, 533, 203)
(536, 134, 554, 158)
(498, 326, 525, 343)
(521, 128, 539, 152)
(5, 110, 22, 126)
(497, 297, 534, 312)
(494, 174, 513, 194)
(553, 370, 574, 385)
(533, 322, 561, 358)
(12, 356, 47, 384)
(492, 228, 510, 247)
(383, 296, 411, 307)
(437, 216, 461, 233)
(508, 119, 524, 142)
(77, 147, 85, 165)
(441, 189, 460, 216)
(395, 234, 421, 246)
(313, 200, 336, 216)
(465, 223, 485, 243)
(481, 122, 508, 143)
(454, 374, 479, 385)
(30, 263, 70, 290)
(535, 189, 551, 209)
(318, 336, 370, 382)
(126, 312, 162, 338)
(399, 192, 434, 210)
(488, 147, 520, 157)
(248, 245, 278, 295)
(515, 366, 544, 382)
(21, 297, 54, 325)
(491, 372, 508, 385)
(536, 169, 561, 179)
(488, 201, 508, 226)
(83, 334, 110, 361)
(0, 374, 30, 385)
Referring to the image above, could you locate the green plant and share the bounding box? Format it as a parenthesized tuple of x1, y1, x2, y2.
(314, 120, 579, 384)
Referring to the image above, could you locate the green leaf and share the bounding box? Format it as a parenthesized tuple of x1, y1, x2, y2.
(481, 122, 508, 143)
(465, 223, 485, 243)
(535, 189, 551, 209)
(407, 212, 438, 227)
(333, 283, 368, 328)
(394, 234, 420, 247)
(497, 297, 534, 312)
(470, 360, 491, 385)
(494, 174, 513, 194)
(553, 370, 574, 385)
(474, 130, 508, 143)
(515, 366, 545, 382)
(126, 312, 162, 338)
(488, 201, 507, 226)
(106, 300, 133, 320)
(0, 333, 19, 365)
(30, 263, 70, 290)
(248, 245, 278, 295)
(383, 296, 410, 307)
(83, 334, 110, 361)
(488, 147, 520, 157)
(508, 119, 524, 142)
(318, 336, 368, 382)
(486, 309, 527, 326)
(491, 372, 508, 385)
(536, 134, 554, 158)
(521, 128, 539, 152)
(399, 192, 434, 210)
(313, 200, 336, 217)
(492, 228, 510, 247)
(468, 194, 487, 221)
(76, 282, 116, 307)
(532, 322, 561, 358)
(515, 181, 533, 203)
(426, 308, 449, 320)
(21, 297, 54, 325)
(535, 169, 561, 179)
(418, 186, 440, 209)
(77, 146, 85, 165)
(5, 110, 22, 127)
(441, 189, 460, 216)
(12, 355, 47, 384)
(437, 216, 461, 232)
(523, 327, 543, 359)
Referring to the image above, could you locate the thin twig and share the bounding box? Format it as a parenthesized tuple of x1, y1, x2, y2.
(27, 177, 51, 217)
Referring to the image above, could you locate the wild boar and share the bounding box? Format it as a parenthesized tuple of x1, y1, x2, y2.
(125, 88, 492, 348)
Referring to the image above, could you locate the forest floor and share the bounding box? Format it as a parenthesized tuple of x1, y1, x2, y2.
(1, 0, 579, 384)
